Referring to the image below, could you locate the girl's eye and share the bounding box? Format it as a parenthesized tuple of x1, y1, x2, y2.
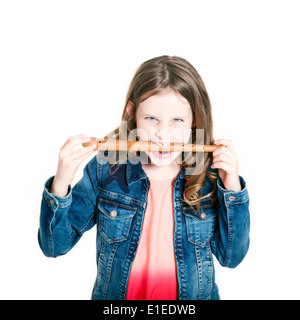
(145, 117, 157, 121)
(173, 118, 184, 122)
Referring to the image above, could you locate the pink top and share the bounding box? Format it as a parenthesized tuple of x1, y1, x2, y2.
(126, 177, 177, 300)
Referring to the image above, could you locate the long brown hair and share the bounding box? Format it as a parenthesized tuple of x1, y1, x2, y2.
(105, 55, 217, 211)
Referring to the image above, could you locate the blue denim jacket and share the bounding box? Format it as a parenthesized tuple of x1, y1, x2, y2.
(38, 155, 250, 300)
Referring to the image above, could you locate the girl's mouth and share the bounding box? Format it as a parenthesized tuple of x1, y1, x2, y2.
(153, 150, 173, 159)
(151, 142, 173, 159)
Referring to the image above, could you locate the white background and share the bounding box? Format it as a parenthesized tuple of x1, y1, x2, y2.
(1, 0, 299, 299)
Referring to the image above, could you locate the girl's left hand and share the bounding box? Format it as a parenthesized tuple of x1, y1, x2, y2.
(211, 139, 241, 192)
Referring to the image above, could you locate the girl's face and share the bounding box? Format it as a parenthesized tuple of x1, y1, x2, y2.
(134, 88, 194, 166)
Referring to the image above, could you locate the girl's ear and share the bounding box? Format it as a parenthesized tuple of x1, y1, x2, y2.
(126, 100, 135, 117)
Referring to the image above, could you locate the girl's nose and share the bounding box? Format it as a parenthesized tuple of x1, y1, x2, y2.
(155, 125, 172, 141)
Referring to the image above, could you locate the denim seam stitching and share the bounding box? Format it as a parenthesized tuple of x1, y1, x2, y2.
(102, 243, 118, 298)
(224, 206, 233, 267)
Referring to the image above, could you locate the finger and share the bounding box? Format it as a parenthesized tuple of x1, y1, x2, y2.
(214, 139, 235, 153)
(61, 135, 91, 153)
(213, 147, 238, 165)
(211, 161, 235, 174)
(71, 144, 96, 160)
(72, 146, 96, 166)
(213, 145, 232, 157)
(61, 135, 87, 153)
(213, 153, 235, 166)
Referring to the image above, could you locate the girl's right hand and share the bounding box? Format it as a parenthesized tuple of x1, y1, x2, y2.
(50, 135, 96, 197)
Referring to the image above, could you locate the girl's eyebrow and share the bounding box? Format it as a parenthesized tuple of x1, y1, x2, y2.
(142, 113, 157, 117)
(141, 113, 188, 119)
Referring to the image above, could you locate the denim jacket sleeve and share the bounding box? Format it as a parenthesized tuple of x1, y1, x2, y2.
(38, 157, 98, 257)
(211, 176, 250, 268)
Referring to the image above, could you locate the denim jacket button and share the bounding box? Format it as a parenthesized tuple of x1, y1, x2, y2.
(49, 199, 55, 205)
(200, 212, 206, 220)
(229, 196, 235, 201)
(110, 210, 117, 218)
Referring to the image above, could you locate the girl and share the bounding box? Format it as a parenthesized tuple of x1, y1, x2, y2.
(38, 55, 250, 300)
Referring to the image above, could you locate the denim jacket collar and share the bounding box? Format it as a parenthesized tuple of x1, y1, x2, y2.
(126, 159, 147, 185)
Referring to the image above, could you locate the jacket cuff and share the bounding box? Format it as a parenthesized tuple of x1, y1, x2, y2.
(217, 176, 249, 205)
(43, 176, 72, 212)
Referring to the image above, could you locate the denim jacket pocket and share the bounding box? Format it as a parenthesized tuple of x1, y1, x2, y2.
(183, 206, 216, 248)
(98, 198, 137, 244)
